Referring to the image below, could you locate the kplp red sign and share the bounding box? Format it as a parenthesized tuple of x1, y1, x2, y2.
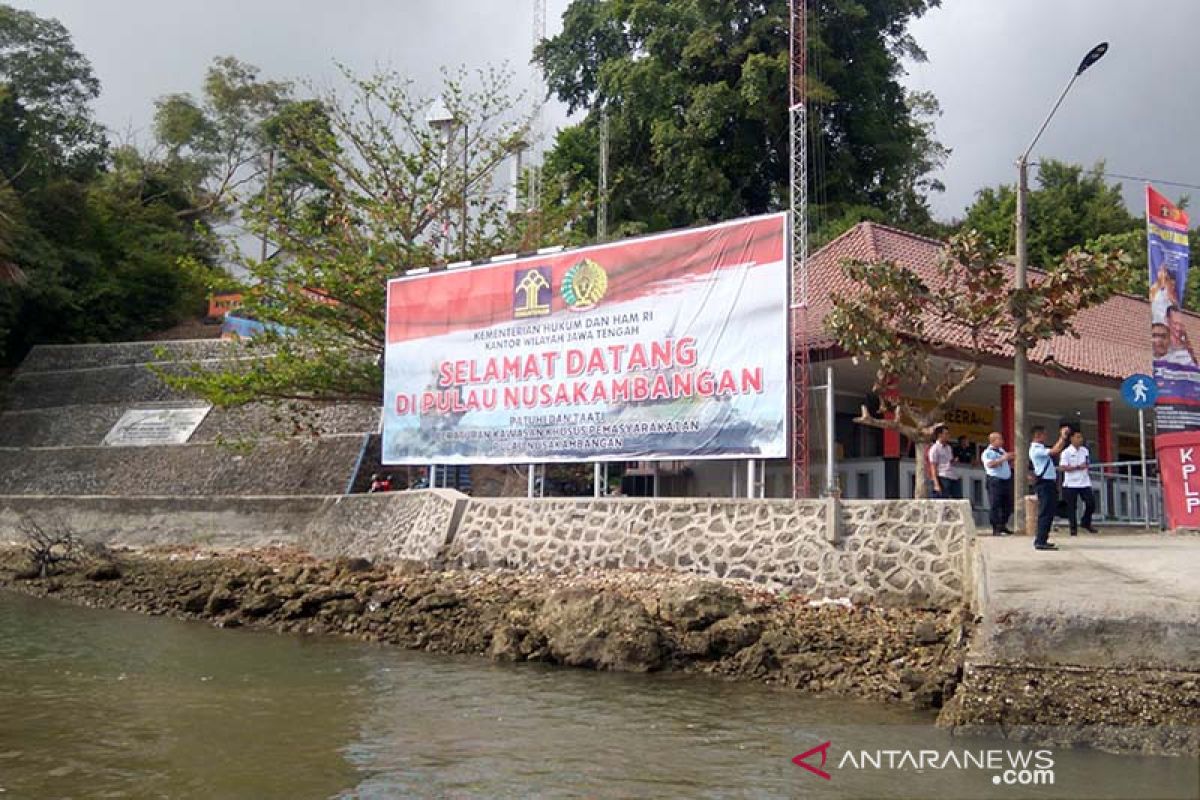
(1155, 430, 1200, 529)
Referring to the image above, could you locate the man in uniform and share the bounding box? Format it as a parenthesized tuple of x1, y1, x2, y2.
(981, 432, 1015, 535)
(1029, 425, 1071, 550)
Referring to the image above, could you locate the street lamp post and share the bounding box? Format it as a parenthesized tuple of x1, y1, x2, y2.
(426, 97, 457, 261)
(1012, 42, 1108, 533)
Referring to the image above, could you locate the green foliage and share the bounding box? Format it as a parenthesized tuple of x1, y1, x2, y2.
(168, 65, 538, 405)
(535, 0, 946, 241)
(154, 56, 293, 220)
(959, 160, 1157, 297)
(0, 5, 213, 366)
(0, 4, 105, 178)
(826, 230, 1130, 495)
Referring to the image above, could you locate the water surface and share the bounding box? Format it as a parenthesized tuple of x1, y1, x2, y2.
(0, 591, 1195, 799)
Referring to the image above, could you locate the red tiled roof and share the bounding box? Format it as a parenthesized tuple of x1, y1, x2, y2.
(800, 221, 1183, 383)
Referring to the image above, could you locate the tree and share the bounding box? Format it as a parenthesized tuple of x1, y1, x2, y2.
(959, 160, 1153, 295)
(825, 230, 1129, 497)
(154, 56, 293, 221)
(0, 4, 105, 179)
(168, 65, 535, 406)
(535, 0, 947, 240)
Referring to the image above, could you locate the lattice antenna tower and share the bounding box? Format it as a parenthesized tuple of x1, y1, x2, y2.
(790, 0, 811, 498)
(527, 0, 547, 214)
(597, 111, 609, 239)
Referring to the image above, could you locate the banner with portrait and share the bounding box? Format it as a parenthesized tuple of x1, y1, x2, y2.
(1148, 185, 1198, 431)
(1147, 184, 1200, 527)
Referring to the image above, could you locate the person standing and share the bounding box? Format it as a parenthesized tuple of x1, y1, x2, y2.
(981, 432, 1015, 535)
(1029, 425, 1070, 550)
(1059, 430, 1098, 535)
(953, 435, 976, 466)
(927, 425, 961, 499)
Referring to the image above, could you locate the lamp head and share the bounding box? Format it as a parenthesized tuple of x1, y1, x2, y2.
(1076, 42, 1108, 76)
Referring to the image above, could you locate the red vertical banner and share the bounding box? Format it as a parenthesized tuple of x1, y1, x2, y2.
(1155, 431, 1200, 529)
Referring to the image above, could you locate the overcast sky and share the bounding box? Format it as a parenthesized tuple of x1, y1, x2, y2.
(10, 0, 1200, 222)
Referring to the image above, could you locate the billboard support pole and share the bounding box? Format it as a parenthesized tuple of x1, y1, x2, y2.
(825, 366, 837, 496)
(527, 465, 535, 498)
(747, 460, 756, 499)
(593, 463, 602, 497)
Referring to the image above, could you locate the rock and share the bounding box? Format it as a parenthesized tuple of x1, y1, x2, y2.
(489, 625, 531, 661)
(206, 590, 239, 615)
(242, 592, 284, 618)
(415, 591, 461, 611)
(333, 556, 373, 574)
(914, 621, 941, 646)
(13, 566, 41, 581)
(182, 589, 210, 614)
(734, 642, 780, 677)
(321, 598, 365, 617)
(85, 563, 121, 582)
(705, 614, 763, 657)
(391, 559, 427, 577)
(659, 581, 745, 631)
(899, 668, 927, 691)
(535, 589, 668, 672)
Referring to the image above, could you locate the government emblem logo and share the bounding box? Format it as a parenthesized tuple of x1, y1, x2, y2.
(513, 266, 552, 318)
(561, 258, 608, 311)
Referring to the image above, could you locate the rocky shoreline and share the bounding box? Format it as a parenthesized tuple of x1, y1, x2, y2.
(0, 544, 969, 711)
(3, 544, 1196, 757)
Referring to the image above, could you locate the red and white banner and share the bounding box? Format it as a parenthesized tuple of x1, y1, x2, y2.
(382, 213, 789, 464)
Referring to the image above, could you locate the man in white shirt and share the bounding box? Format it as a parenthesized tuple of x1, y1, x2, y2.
(927, 425, 960, 499)
(1059, 430, 1097, 536)
(981, 431, 1015, 535)
(1029, 424, 1070, 550)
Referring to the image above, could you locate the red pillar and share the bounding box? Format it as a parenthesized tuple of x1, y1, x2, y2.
(882, 381, 900, 457)
(1001, 383, 1015, 450)
(1097, 399, 1113, 464)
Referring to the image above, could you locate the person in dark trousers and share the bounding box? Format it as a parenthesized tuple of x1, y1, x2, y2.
(1059, 430, 1098, 535)
(927, 425, 961, 499)
(1029, 425, 1070, 550)
(981, 431, 1015, 535)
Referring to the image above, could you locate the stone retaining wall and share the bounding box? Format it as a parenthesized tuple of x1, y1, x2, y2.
(5, 363, 198, 411)
(0, 437, 364, 496)
(0, 495, 325, 549)
(300, 490, 464, 563)
(446, 498, 969, 606)
(14, 340, 233, 374)
(0, 492, 971, 607)
(0, 402, 380, 448)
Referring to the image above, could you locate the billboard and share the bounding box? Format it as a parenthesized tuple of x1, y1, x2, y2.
(1147, 184, 1199, 527)
(382, 213, 789, 465)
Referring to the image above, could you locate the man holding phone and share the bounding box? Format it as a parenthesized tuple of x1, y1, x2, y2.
(1029, 425, 1070, 551)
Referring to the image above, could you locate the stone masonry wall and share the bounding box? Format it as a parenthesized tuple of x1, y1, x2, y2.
(444, 498, 969, 606)
(0, 402, 380, 448)
(0, 492, 970, 607)
(14, 340, 232, 374)
(0, 437, 364, 496)
(299, 490, 464, 563)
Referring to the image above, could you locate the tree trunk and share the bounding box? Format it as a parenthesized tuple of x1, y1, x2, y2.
(913, 441, 930, 499)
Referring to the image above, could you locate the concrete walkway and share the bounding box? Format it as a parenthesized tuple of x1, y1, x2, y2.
(971, 533, 1200, 669)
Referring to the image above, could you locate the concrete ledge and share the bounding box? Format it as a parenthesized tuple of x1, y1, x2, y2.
(0, 494, 327, 548)
(971, 535, 1200, 670)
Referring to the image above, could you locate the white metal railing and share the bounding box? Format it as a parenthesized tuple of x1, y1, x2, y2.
(819, 457, 1162, 528)
(1086, 460, 1161, 526)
